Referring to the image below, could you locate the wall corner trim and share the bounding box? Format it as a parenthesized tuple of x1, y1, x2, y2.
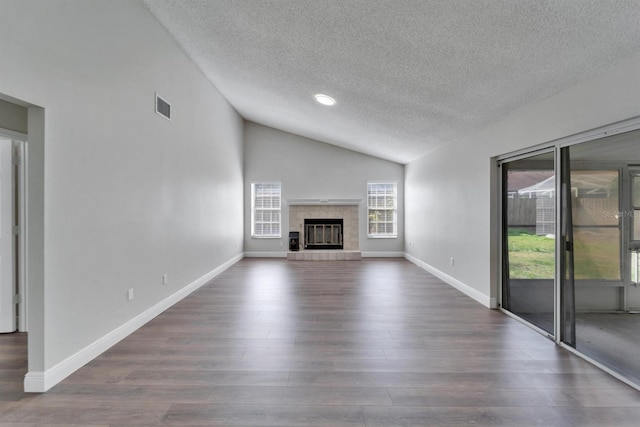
(404, 253, 492, 308)
(23, 253, 244, 393)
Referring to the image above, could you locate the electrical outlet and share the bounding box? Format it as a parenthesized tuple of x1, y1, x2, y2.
(127, 288, 134, 301)
(162, 274, 168, 285)
(450, 257, 455, 266)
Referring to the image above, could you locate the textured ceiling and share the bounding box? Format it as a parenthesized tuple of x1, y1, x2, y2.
(143, 0, 640, 164)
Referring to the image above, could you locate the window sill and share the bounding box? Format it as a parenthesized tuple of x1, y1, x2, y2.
(368, 235, 397, 239)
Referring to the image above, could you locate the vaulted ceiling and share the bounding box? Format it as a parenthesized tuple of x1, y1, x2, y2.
(144, 0, 640, 164)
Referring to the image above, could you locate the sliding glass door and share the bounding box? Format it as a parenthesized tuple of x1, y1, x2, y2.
(563, 133, 640, 385)
(500, 128, 640, 387)
(501, 151, 556, 335)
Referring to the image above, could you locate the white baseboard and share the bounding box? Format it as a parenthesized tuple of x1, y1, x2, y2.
(24, 253, 244, 393)
(361, 251, 404, 258)
(23, 372, 45, 393)
(243, 251, 287, 258)
(404, 253, 494, 308)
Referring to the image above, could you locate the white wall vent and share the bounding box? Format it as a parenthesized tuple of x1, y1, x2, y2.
(155, 93, 171, 121)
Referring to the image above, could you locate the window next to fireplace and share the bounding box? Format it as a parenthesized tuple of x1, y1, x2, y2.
(304, 219, 343, 250)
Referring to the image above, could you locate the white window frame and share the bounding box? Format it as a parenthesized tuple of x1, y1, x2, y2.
(251, 182, 282, 238)
(367, 182, 397, 238)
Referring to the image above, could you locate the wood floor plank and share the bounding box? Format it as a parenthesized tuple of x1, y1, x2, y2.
(205, 385, 392, 406)
(387, 386, 574, 407)
(162, 403, 366, 426)
(30, 383, 216, 404)
(363, 405, 573, 427)
(0, 401, 170, 425)
(0, 258, 637, 426)
(121, 370, 290, 387)
(555, 406, 640, 426)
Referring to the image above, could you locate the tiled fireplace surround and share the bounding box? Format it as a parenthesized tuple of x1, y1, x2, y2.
(287, 204, 361, 260)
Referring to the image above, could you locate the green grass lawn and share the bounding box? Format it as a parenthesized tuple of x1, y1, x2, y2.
(573, 229, 620, 280)
(507, 228, 620, 280)
(507, 228, 555, 279)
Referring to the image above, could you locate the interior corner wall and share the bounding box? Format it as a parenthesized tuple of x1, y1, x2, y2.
(0, 0, 244, 385)
(405, 52, 640, 308)
(243, 121, 404, 254)
(0, 98, 28, 134)
(26, 106, 45, 374)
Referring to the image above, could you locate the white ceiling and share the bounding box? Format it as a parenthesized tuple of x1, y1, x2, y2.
(143, 0, 640, 164)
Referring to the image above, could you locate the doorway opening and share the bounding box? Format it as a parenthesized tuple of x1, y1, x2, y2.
(0, 127, 28, 397)
(0, 132, 26, 334)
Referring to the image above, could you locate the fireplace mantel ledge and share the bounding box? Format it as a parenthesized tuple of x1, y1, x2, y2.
(286, 198, 362, 206)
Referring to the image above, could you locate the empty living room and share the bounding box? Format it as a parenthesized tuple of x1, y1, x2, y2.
(1, 0, 640, 425)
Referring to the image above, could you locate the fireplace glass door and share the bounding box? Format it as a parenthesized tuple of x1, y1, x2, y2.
(304, 219, 343, 249)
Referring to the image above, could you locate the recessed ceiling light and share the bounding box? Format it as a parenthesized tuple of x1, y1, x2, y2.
(314, 93, 336, 106)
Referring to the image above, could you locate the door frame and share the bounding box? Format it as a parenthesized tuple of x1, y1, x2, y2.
(0, 127, 27, 332)
(495, 115, 640, 391)
(496, 117, 640, 326)
(497, 148, 557, 338)
(624, 166, 640, 311)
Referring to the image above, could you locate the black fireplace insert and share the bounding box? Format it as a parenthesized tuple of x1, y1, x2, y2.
(304, 218, 343, 250)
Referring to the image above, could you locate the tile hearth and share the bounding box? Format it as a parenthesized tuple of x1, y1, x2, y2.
(287, 250, 362, 261)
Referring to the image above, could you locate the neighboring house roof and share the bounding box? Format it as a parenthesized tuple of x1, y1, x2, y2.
(518, 176, 555, 197)
(507, 171, 554, 192)
(518, 171, 618, 197)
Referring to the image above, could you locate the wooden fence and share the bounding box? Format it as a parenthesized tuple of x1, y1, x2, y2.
(507, 197, 620, 228)
(507, 198, 536, 226)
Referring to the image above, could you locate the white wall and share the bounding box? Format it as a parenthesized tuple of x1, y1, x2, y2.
(0, 0, 244, 389)
(405, 52, 640, 308)
(244, 122, 404, 255)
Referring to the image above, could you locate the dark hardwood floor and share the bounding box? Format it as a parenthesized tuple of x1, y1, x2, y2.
(1, 258, 639, 426)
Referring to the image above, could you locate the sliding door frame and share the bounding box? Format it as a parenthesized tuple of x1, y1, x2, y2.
(497, 119, 640, 321)
(495, 115, 640, 390)
(498, 147, 557, 338)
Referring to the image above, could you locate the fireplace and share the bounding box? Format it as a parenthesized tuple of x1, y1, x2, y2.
(289, 204, 359, 251)
(304, 218, 343, 250)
